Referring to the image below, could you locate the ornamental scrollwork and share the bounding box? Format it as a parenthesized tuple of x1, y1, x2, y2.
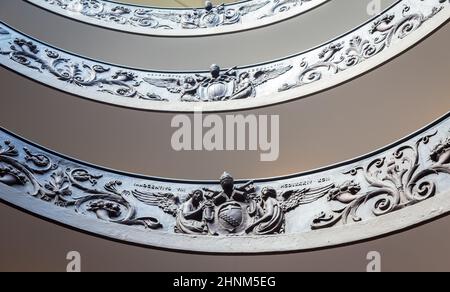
(144, 64, 292, 102)
(1, 116, 450, 249)
(43, 0, 173, 30)
(279, 3, 445, 91)
(311, 130, 450, 230)
(31, 0, 323, 35)
(1, 0, 448, 111)
(153, 1, 271, 29)
(132, 172, 334, 235)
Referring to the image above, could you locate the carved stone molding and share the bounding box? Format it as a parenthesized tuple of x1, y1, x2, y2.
(26, 0, 330, 36)
(1, 0, 449, 112)
(1, 112, 450, 253)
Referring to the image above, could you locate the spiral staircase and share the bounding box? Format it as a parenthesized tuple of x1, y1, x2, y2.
(0, 0, 449, 271)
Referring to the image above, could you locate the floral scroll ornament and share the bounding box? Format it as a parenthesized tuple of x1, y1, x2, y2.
(312, 130, 450, 230)
(44, 0, 172, 29)
(0, 141, 162, 229)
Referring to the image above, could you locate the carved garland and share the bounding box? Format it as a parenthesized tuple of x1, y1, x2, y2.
(27, 0, 326, 36)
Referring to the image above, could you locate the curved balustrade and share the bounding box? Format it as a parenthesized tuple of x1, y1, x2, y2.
(1, 0, 448, 112)
(1, 112, 450, 253)
(26, 0, 330, 36)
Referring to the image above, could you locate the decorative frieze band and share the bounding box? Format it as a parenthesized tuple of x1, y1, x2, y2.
(1, 0, 448, 112)
(1, 112, 449, 253)
(26, 0, 330, 36)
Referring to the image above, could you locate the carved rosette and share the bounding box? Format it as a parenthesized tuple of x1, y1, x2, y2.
(1, 0, 448, 112)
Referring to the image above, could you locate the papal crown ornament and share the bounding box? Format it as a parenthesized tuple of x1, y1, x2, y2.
(1, 0, 449, 112)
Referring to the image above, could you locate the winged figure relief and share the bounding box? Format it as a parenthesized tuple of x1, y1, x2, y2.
(144, 64, 292, 102)
(132, 173, 335, 236)
(0, 27, 10, 41)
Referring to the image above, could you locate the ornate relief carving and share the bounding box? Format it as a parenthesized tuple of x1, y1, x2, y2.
(28, 0, 326, 36)
(1, 113, 450, 251)
(155, 1, 271, 29)
(312, 131, 450, 229)
(261, 0, 307, 18)
(0, 39, 165, 101)
(133, 172, 333, 235)
(0, 140, 162, 228)
(2, 0, 448, 112)
(279, 3, 445, 91)
(144, 64, 292, 102)
(0, 111, 448, 254)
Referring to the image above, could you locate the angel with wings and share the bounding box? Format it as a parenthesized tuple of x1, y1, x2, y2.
(245, 183, 335, 235)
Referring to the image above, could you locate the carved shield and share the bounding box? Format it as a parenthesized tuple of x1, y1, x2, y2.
(217, 202, 244, 232)
(199, 81, 235, 101)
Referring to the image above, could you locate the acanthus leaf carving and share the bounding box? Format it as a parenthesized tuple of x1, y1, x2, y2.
(1, 0, 448, 111)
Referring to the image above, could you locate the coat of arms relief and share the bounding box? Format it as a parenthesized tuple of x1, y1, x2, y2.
(133, 172, 334, 236)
